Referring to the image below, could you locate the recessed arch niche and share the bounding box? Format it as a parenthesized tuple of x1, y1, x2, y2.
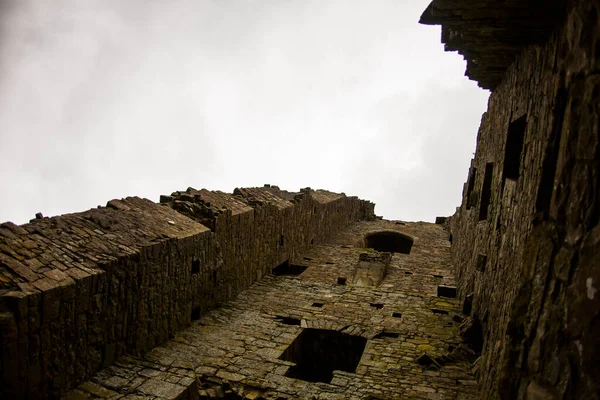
(363, 231, 414, 254)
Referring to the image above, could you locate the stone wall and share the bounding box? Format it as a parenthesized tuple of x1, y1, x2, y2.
(446, 0, 600, 398)
(0, 186, 374, 399)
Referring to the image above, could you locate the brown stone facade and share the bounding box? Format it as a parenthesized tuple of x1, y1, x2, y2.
(425, 0, 599, 398)
(0, 187, 374, 399)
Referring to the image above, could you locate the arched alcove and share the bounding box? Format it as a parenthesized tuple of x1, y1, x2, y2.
(364, 231, 414, 254)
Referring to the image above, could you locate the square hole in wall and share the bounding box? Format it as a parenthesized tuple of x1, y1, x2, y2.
(191, 259, 200, 274)
(437, 286, 457, 298)
(392, 312, 402, 318)
(337, 277, 347, 285)
(312, 302, 324, 308)
(370, 303, 384, 309)
(280, 328, 367, 383)
(433, 274, 444, 279)
(431, 309, 449, 315)
(405, 271, 413, 275)
(273, 260, 308, 276)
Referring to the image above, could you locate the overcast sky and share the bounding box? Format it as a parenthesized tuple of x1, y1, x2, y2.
(0, 0, 489, 225)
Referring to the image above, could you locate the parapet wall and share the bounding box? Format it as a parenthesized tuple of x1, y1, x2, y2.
(0, 186, 374, 399)
(447, 0, 599, 398)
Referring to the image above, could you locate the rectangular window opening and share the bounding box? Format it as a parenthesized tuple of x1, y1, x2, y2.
(272, 260, 308, 276)
(466, 167, 477, 210)
(280, 328, 367, 383)
(479, 163, 494, 221)
(437, 286, 457, 298)
(503, 115, 527, 181)
(191, 258, 200, 274)
(191, 306, 201, 321)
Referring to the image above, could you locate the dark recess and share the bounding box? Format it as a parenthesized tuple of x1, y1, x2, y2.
(337, 277, 347, 285)
(191, 307, 201, 321)
(479, 163, 494, 221)
(437, 286, 458, 298)
(392, 312, 402, 318)
(432, 309, 449, 315)
(312, 302, 324, 308)
(476, 254, 488, 272)
(370, 303, 384, 309)
(364, 231, 414, 254)
(191, 258, 200, 274)
(275, 316, 301, 326)
(466, 167, 477, 209)
(279, 235, 285, 246)
(280, 328, 367, 383)
(462, 294, 473, 316)
(503, 115, 527, 182)
(273, 260, 308, 276)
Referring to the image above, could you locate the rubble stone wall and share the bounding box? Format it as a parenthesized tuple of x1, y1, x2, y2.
(0, 187, 374, 399)
(448, 1, 600, 398)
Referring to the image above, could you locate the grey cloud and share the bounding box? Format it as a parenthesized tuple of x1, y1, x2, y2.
(0, 0, 489, 224)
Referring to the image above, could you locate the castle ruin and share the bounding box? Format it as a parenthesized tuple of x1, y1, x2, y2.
(1, 0, 598, 399)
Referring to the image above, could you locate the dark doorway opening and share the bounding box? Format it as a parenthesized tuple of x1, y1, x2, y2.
(280, 329, 367, 383)
(272, 260, 308, 276)
(503, 115, 527, 181)
(364, 231, 413, 254)
(479, 163, 494, 221)
(437, 286, 457, 298)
